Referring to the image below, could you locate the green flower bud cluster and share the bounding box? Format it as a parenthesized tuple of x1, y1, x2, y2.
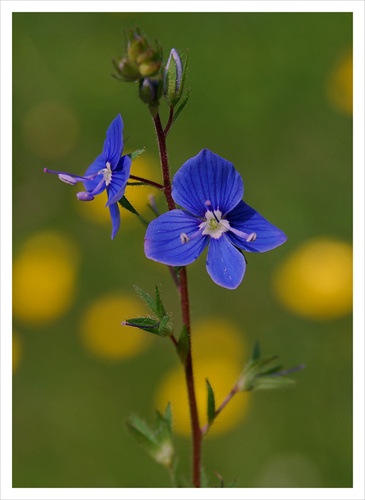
(113, 29, 163, 109)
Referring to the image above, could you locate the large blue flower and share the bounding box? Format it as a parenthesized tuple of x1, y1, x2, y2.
(144, 149, 287, 289)
(44, 114, 131, 239)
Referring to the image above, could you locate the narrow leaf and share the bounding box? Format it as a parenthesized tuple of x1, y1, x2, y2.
(251, 340, 261, 361)
(254, 376, 296, 391)
(128, 148, 145, 161)
(124, 316, 160, 335)
(134, 286, 158, 316)
(155, 285, 166, 319)
(118, 195, 139, 216)
(126, 414, 158, 451)
(158, 315, 172, 336)
(172, 89, 190, 123)
(206, 379, 216, 426)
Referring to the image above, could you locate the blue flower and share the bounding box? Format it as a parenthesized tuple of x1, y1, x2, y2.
(144, 149, 287, 289)
(44, 114, 131, 239)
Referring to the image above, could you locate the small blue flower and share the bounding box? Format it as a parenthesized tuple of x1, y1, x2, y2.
(144, 149, 287, 289)
(44, 114, 131, 239)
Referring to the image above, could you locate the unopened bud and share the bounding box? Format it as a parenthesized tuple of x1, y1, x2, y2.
(164, 48, 187, 107)
(116, 57, 141, 82)
(139, 77, 161, 105)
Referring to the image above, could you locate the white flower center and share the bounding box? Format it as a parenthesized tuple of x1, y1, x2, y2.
(199, 210, 230, 239)
(98, 161, 113, 186)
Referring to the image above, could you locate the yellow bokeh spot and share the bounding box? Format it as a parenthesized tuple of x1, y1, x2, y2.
(273, 238, 352, 320)
(13, 231, 80, 326)
(22, 101, 79, 159)
(326, 50, 353, 116)
(13, 332, 22, 373)
(79, 293, 151, 361)
(155, 318, 249, 438)
(76, 154, 161, 228)
(192, 318, 246, 365)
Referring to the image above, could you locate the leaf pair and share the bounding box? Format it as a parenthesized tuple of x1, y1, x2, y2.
(126, 403, 174, 469)
(124, 285, 173, 337)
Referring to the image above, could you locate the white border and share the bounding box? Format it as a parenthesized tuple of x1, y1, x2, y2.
(1, 1, 364, 500)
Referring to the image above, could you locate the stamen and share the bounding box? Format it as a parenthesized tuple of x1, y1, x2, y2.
(229, 226, 257, 243)
(180, 233, 190, 244)
(246, 233, 257, 242)
(58, 174, 78, 185)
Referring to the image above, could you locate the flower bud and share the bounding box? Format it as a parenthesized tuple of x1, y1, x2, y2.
(127, 32, 149, 62)
(164, 48, 186, 107)
(116, 57, 141, 82)
(139, 77, 161, 105)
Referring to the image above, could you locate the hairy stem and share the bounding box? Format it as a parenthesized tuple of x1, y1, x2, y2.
(128, 174, 164, 190)
(152, 113, 175, 211)
(152, 111, 202, 487)
(179, 267, 202, 487)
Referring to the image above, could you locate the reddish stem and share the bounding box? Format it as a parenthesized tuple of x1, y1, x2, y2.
(128, 174, 164, 190)
(180, 267, 202, 487)
(152, 113, 175, 211)
(152, 111, 202, 487)
(164, 107, 174, 136)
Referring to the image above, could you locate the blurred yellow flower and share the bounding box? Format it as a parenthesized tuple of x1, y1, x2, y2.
(326, 50, 352, 116)
(13, 332, 22, 373)
(76, 154, 161, 229)
(273, 238, 352, 320)
(79, 293, 151, 361)
(155, 318, 249, 437)
(22, 101, 79, 160)
(192, 318, 246, 365)
(13, 231, 80, 326)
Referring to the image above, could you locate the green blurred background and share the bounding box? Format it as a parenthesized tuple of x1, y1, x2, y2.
(12, 12, 352, 488)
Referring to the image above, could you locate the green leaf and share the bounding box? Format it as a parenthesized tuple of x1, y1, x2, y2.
(251, 340, 261, 361)
(253, 376, 296, 391)
(124, 316, 160, 334)
(134, 286, 158, 316)
(155, 285, 166, 319)
(126, 414, 158, 452)
(172, 89, 190, 123)
(118, 195, 139, 216)
(128, 148, 145, 161)
(177, 325, 190, 364)
(126, 411, 175, 469)
(158, 314, 172, 336)
(162, 402, 173, 436)
(206, 379, 216, 426)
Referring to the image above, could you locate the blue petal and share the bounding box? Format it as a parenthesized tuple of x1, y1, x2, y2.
(83, 153, 105, 192)
(206, 235, 246, 289)
(106, 155, 132, 206)
(109, 202, 120, 239)
(172, 149, 243, 216)
(144, 210, 208, 266)
(103, 114, 123, 169)
(226, 201, 287, 252)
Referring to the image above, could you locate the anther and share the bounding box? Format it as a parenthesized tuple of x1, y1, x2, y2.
(246, 233, 257, 242)
(180, 233, 190, 244)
